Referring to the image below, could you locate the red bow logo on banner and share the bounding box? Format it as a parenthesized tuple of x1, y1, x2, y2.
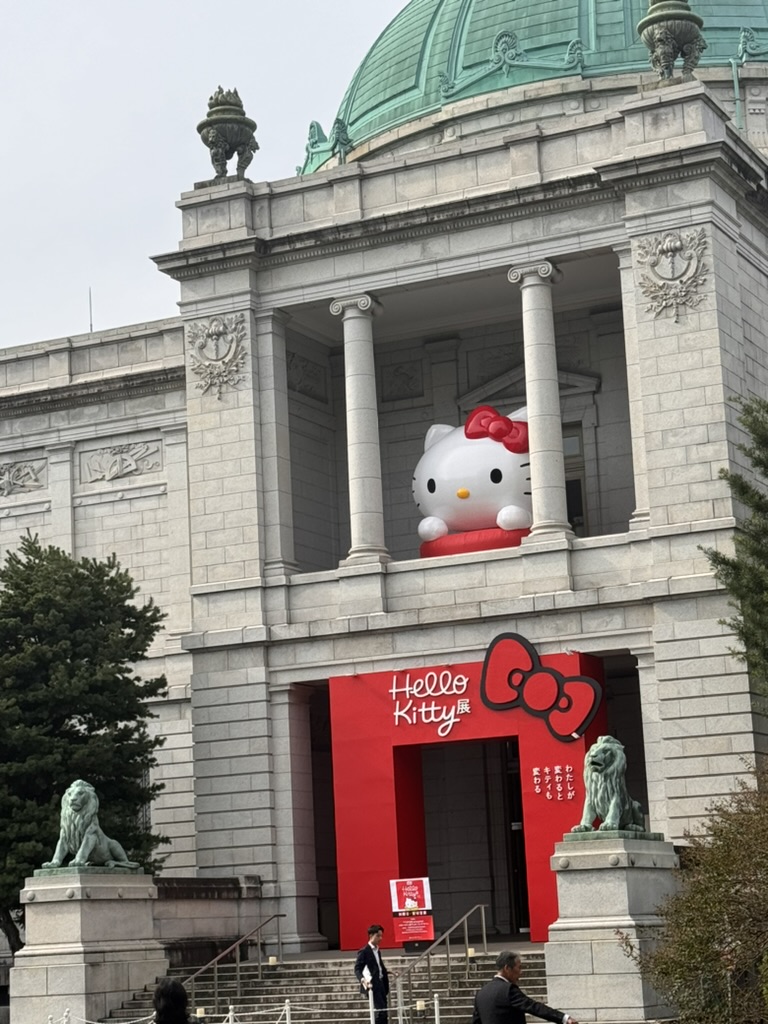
(480, 634, 601, 741)
(464, 406, 529, 453)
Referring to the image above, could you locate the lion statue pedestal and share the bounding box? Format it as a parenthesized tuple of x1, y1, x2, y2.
(10, 869, 168, 1024)
(543, 735, 679, 1022)
(544, 834, 679, 1022)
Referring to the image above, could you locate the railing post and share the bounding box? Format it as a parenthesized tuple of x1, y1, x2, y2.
(277, 915, 283, 962)
(446, 932, 452, 991)
(368, 985, 377, 1024)
(236, 938, 241, 996)
(480, 906, 488, 953)
(434, 992, 441, 1024)
(285, 998, 292, 1024)
(396, 975, 406, 1024)
(214, 960, 219, 1015)
(227, 1006, 235, 1024)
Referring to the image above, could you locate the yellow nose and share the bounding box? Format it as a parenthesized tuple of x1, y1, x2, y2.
(457, 488, 470, 499)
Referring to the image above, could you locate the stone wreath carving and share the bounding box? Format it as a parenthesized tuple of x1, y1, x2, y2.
(635, 229, 708, 322)
(187, 314, 248, 399)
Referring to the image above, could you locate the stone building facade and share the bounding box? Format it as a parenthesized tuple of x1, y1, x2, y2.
(3, 0, 768, 950)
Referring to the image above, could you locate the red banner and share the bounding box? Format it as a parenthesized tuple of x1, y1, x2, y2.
(330, 634, 606, 949)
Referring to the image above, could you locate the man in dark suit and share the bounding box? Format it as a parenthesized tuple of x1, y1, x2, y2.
(354, 923, 390, 1023)
(472, 950, 579, 1024)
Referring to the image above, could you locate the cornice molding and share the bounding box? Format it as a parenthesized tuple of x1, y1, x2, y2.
(154, 135, 768, 285)
(154, 175, 610, 281)
(0, 366, 185, 419)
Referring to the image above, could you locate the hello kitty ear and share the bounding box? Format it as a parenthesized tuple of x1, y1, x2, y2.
(424, 424, 454, 451)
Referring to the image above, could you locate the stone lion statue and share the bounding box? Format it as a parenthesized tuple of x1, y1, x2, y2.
(43, 779, 140, 869)
(571, 735, 645, 833)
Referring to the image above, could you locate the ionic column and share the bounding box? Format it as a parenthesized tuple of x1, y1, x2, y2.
(330, 294, 390, 565)
(615, 242, 650, 527)
(508, 262, 572, 538)
(254, 310, 299, 577)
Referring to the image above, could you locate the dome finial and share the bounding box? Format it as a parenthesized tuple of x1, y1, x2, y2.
(637, 0, 707, 82)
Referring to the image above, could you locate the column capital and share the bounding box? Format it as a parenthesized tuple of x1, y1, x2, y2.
(159, 423, 188, 444)
(46, 441, 76, 459)
(612, 241, 633, 269)
(253, 307, 291, 328)
(329, 293, 382, 319)
(508, 261, 562, 286)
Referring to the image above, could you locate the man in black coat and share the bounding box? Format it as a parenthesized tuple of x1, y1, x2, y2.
(354, 923, 390, 1023)
(472, 950, 579, 1024)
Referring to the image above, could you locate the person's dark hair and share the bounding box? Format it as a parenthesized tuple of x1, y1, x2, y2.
(154, 978, 189, 1024)
(496, 950, 520, 972)
(368, 923, 384, 937)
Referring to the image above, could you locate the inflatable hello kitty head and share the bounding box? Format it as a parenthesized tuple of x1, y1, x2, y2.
(412, 405, 533, 556)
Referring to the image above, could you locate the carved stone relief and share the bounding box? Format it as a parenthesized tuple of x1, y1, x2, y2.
(635, 229, 708, 322)
(82, 442, 161, 484)
(381, 361, 424, 402)
(467, 345, 522, 391)
(187, 314, 248, 399)
(287, 351, 328, 403)
(0, 460, 46, 497)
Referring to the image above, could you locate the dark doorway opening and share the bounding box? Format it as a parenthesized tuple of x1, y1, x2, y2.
(421, 739, 531, 938)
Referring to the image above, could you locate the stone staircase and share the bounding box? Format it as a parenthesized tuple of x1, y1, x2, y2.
(104, 950, 548, 1024)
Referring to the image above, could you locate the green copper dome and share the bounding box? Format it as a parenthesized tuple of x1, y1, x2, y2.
(300, 0, 768, 172)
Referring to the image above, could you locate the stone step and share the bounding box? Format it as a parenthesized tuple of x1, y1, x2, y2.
(104, 952, 548, 1023)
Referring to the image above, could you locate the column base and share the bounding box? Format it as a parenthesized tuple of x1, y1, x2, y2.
(525, 522, 574, 540)
(341, 547, 392, 566)
(629, 509, 650, 531)
(263, 558, 300, 579)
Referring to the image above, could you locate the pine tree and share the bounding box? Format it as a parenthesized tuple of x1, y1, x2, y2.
(0, 535, 167, 952)
(703, 395, 768, 692)
(622, 767, 768, 1024)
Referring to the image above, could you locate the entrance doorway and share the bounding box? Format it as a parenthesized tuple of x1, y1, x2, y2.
(421, 739, 530, 937)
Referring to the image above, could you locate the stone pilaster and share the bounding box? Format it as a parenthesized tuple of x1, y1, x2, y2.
(615, 243, 650, 528)
(508, 262, 572, 539)
(269, 686, 326, 951)
(160, 424, 192, 633)
(253, 310, 299, 579)
(47, 442, 75, 553)
(182, 308, 266, 632)
(330, 294, 390, 565)
(635, 648, 668, 838)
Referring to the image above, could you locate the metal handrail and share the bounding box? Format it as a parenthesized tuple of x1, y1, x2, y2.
(183, 913, 286, 1011)
(391, 903, 488, 1024)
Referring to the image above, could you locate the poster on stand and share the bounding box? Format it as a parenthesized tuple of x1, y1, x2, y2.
(390, 877, 434, 948)
(390, 877, 432, 913)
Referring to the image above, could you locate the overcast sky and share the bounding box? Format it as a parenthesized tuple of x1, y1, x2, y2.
(1, 1, 408, 349)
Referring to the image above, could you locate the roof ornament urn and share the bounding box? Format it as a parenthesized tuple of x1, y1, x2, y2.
(637, 0, 707, 82)
(197, 86, 258, 181)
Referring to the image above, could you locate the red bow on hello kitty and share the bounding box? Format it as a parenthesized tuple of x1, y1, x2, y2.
(465, 406, 529, 453)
